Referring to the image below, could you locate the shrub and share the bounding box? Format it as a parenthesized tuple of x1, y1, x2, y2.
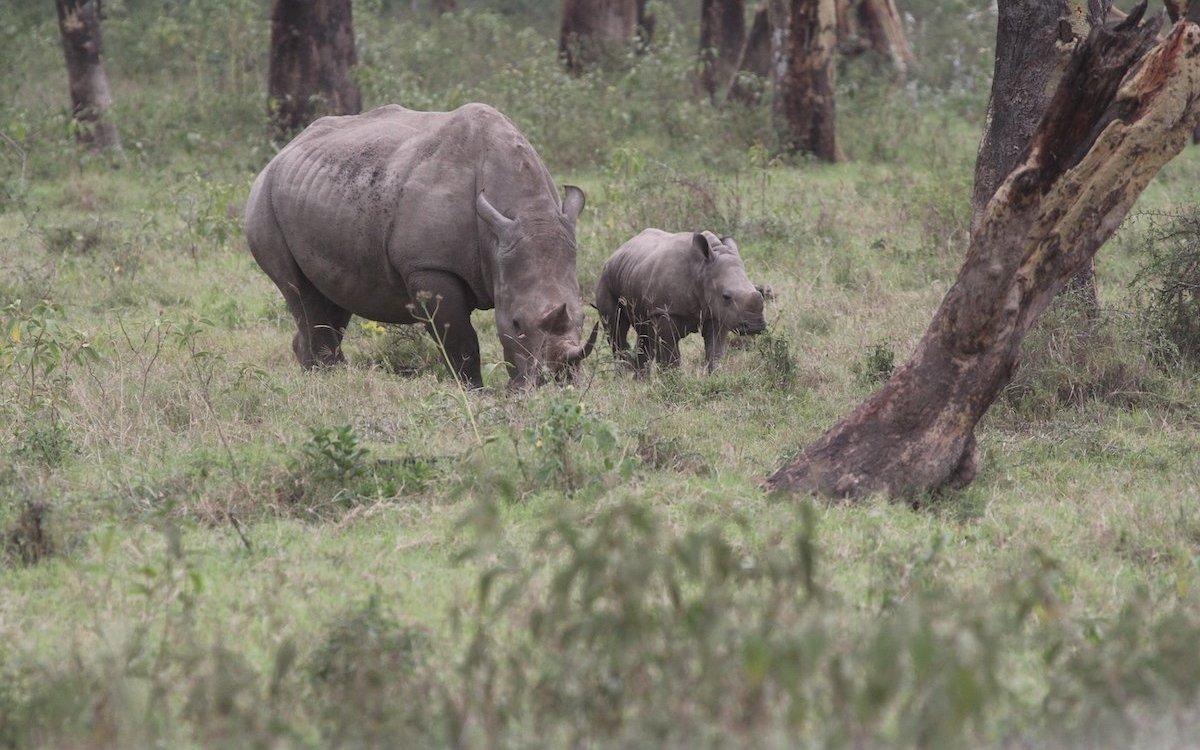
(308, 597, 439, 747)
(3, 501, 55, 567)
(1001, 289, 1177, 419)
(1133, 208, 1200, 367)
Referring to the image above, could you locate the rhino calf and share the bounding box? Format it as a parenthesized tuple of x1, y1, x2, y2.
(595, 229, 766, 373)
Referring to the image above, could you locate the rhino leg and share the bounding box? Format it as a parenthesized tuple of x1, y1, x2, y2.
(651, 316, 685, 370)
(632, 321, 655, 376)
(408, 271, 483, 389)
(702, 321, 727, 373)
(284, 277, 352, 369)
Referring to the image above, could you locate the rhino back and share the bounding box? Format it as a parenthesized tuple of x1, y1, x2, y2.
(602, 229, 704, 320)
(255, 104, 562, 321)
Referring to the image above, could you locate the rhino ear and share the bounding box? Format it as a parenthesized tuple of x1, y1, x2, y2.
(693, 232, 713, 261)
(477, 192, 516, 238)
(720, 236, 739, 254)
(562, 185, 586, 226)
(538, 302, 571, 334)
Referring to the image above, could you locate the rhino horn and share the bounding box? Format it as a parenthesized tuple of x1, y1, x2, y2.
(567, 322, 600, 365)
(476, 192, 516, 237)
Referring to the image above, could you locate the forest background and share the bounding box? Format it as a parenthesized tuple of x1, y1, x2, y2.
(2, 0, 1200, 747)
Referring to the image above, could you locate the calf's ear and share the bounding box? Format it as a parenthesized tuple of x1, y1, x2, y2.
(720, 236, 739, 254)
(693, 232, 713, 261)
(562, 185, 586, 226)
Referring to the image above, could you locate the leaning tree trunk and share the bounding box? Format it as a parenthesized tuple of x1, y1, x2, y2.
(726, 3, 771, 103)
(268, 0, 362, 141)
(771, 0, 842, 161)
(767, 5, 1200, 499)
(855, 0, 914, 74)
(560, 0, 639, 73)
(54, 0, 120, 152)
(700, 0, 747, 97)
(972, 0, 1111, 307)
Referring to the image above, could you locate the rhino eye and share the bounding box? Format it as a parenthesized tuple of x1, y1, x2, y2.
(512, 318, 522, 331)
(722, 292, 733, 302)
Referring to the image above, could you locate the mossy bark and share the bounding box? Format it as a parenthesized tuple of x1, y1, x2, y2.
(768, 7, 1200, 499)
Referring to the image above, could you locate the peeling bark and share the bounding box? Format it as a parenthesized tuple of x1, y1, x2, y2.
(559, 0, 639, 73)
(767, 7, 1200, 499)
(700, 0, 747, 97)
(268, 0, 362, 141)
(55, 0, 120, 152)
(771, 0, 842, 161)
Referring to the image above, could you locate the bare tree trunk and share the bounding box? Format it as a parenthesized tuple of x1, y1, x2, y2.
(726, 3, 771, 103)
(268, 0, 362, 141)
(432, 0, 456, 14)
(855, 0, 914, 74)
(560, 0, 639, 73)
(972, 0, 1110, 307)
(637, 0, 656, 49)
(55, 0, 120, 152)
(767, 6, 1200, 499)
(700, 0, 747, 97)
(770, 0, 842, 161)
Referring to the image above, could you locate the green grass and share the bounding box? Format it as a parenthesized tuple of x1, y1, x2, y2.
(3, 1, 1200, 748)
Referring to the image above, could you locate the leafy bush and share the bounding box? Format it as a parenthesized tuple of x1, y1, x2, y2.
(308, 597, 439, 746)
(524, 391, 633, 494)
(854, 340, 896, 386)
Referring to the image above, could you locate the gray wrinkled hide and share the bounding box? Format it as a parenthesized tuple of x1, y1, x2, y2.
(245, 103, 589, 388)
(595, 229, 766, 373)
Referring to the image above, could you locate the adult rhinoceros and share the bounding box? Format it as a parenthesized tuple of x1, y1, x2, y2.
(245, 103, 596, 389)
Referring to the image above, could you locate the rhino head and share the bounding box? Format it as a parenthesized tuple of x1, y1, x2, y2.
(696, 234, 766, 336)
(477, 186, 597, 389)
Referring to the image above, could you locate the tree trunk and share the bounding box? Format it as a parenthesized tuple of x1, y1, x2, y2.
(855, 0, 915, 74)
(726, 3, 772, 103)
(771, 0, 842, 161)
(559, 0, 639, 73)
(767, 6, 1200, 499)
(972, 0, 1111, 308)
(54, 0, 120, 152)
(700, 0, 747, 97)
(432, 0, 456, 14)
(268, 0, 362, 141)
(637, 0, 656, 49)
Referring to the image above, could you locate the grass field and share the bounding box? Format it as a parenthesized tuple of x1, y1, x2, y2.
(2, 1, 1200, 747)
